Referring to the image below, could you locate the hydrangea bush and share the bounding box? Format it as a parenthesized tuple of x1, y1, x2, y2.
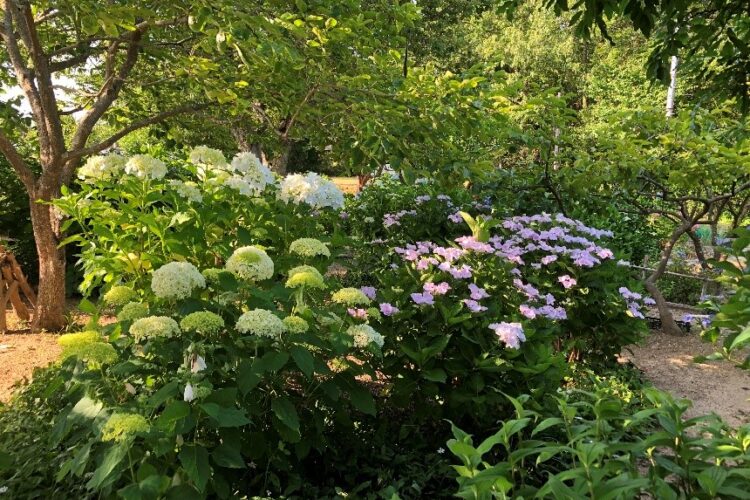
(54, 146, 345, 296)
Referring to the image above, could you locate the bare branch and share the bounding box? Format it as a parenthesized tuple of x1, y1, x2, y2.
(0, 130, 36, 192)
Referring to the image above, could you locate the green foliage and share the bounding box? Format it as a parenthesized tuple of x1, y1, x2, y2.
(448, 388, 750, 499)
(697, 227, 750, 368)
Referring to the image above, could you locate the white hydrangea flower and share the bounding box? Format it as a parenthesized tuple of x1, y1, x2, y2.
(189, 145, 227, 168)
(277, 172, 344, 209)
(129, 315, 180, 342)
(78, 154, 126, 181)
(151, 262, 206, 300)
(224, 175, 262, 197)
(124, 154, 167, 180)
(289, 238, 331, 258)
(225, 246, 274, 281)
(168, 180, 203, 203)
(231, 152, 274, 180)
(236, 309, 287, 339)
(346, 324, 384, 348)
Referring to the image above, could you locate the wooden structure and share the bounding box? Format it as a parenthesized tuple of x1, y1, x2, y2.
(0, 244, 36, 333)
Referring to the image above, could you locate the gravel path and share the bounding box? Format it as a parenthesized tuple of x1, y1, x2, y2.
(622, 330, 750, 426)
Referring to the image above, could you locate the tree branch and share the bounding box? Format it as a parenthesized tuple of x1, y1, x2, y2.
(0, 130, 36, 192)
(61, 103, 210, 180)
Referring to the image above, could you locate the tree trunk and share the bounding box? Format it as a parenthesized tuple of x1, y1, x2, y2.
(28, 189, 66, 331)
(665, 55, 679, 117)
(270, 140, 292, 175)
(646, 224, 689, 335)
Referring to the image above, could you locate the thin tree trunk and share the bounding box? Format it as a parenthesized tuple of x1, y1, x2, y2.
(646, 224, 689, 335)
(28, 188, 66, 331)
(666, 55, 679, 117)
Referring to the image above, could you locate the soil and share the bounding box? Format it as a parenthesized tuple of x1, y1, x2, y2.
(621, 329, 750, 426)
(0, 332, 61, 402)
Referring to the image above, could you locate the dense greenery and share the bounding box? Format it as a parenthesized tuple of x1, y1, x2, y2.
(1, 0, 750, 498)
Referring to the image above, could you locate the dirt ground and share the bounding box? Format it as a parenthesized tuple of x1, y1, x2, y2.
(0, 332, 61, 402)
(622, 330, 750, 426)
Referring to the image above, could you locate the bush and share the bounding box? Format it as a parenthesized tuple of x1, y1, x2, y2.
(448, 388, 750, 498)
(0, 148, 676, 497)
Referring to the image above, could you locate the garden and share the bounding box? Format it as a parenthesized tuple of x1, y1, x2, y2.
(1, 1, 750, 498)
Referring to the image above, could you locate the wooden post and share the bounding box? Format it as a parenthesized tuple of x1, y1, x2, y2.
(0, 244, 36, 331)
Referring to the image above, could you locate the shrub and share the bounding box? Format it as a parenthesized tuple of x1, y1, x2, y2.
(448, 389, 750, 498)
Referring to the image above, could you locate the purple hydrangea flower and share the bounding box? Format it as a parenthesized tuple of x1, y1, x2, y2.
(468, 283, 490, 300)
(424, 282, 451, 295)
(519, 304, 537, 319)
(411, 291, 435, 305)
(448, 211, 464, 223)
(379, 303, 399, 316)
(360, 286, 377, 300)
(558, 275, 577, 289)
(347, 308, 368, 319)
(462, 299, 487, 313)
(489, 322, 526, 349)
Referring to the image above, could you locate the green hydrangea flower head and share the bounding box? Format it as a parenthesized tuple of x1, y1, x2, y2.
(285, 265, 326, 289)
(225, 246, 274, 281)
(103, 285, 137, 307)
(201, 267, 223, 285)
(129, 316, 180, 342)
(117, 302, 149, 322)
(282, 316, 309, 333)
(151, 262, 206, 300)
(332, 287, 371, 306)
(366, 307, 382, 321)
(62, 342, 118, 365)
(346, 324, 384, 348)
(58, 331, 100, 348)
(289, 238, 331, 258)
(180, 311, 225, 335)
(188, 145, 227, 167)
(236, 309, 286, 339)
(101, 413, 150, 442)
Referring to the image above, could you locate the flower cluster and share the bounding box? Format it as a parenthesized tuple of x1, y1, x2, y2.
(332, 287, 371, 306)
(618, 287, 654, 319)
(78, 154, 126, 181)
(103, 285, 137, 307)
(236, 309, 287, 339)
(151, 262, 206, 300)
(117, 302, 149, 322)
(129, 316, 181, 342)
(124, 154, 167, 180)
(169, 180, 203, 203)
(489, 322, 526, 349)
(283, 315, 309, 333)
(289, 238, 331, 258)
(347, 324, 384, 348)
(278, 172, 344, 209)
(225, 246, 274, 281)
(189, 145, 227, 167)
(286, 265, 326, 289)
(180, 311, 225, 335)
(58, 331, 101, 348)
(101, 413, 150, 442)
(61, 341, 118, 365)
(383, 210, 416, 228)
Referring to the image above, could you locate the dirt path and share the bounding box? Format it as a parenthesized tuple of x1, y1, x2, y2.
(622, 330, 750, 426)
(0, 333, 61, 403)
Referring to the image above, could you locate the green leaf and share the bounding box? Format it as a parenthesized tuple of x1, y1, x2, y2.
(212, 442, 245, 469)
(348, 385, 376, 416)
(0, 451, 12, 470)
(271, 397, 300, 432)
(253, 351, 289, 373)
(87, 443, 128, 489)
(78, 298, 98, 315)
(156, 401, 191, 430)
(237, 360, 260, 396)
(290, 346, 314, 378)
(179, 444, 211, 493)
(422, 368, 447, 382)
(199, 403, 250, 428)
